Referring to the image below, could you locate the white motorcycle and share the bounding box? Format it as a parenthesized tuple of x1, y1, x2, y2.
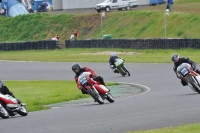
(177, 63, 200, 93)
(0, 93, 28, 119)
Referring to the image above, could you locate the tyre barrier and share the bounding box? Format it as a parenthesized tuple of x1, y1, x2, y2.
(65, 38, 200, 49)
(0, 40, 58, 51)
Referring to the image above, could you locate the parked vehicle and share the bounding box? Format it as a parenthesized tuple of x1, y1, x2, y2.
(150, 0, 164, 6)
(37, 3, 47, 12)
(78, 72, 114, 104)
(0, 93, 28, 119)
(114, 58, 130, 76)
(177, 63, 200, 93)
(95, 0, 138, 13)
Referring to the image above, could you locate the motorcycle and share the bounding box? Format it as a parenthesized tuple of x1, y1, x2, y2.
(0, 93, 28, 119)
(37, 4, 47, 12)
(113, 58, 130, 76)
(177, 63, 200, 93)
(78, 72, 114, 104)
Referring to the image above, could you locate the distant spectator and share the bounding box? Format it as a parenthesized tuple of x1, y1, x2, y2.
(55, 34, 60, 40)
(74, 30, 79, 40)
(167, 0, 173, 11)
(0, 7, 5, 16)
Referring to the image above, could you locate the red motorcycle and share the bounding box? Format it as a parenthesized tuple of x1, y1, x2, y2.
(78, 72, 114, 104)
(0, 93, 28, 119)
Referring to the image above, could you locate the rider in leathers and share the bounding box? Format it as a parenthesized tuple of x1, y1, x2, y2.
(109, 52, 124, 73)
(72, 63, 106, 94)
(0, 80, 21, 103)
(172, 53, 200, 86)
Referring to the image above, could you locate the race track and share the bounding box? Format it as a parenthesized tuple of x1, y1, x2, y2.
(1, 61, 200, 133)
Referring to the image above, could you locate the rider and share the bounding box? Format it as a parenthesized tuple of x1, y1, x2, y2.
(0, 80, 21, 103)
(171, 53, 200, 86)
(72, 63, 107, 94)
(109, 52, 124, 73)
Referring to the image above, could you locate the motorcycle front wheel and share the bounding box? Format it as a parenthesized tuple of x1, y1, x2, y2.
(122, 65, 130, 76)
(88, 88, 104, 104)
(187, 75, 200, 93)
(106, 92, 114, 103)
(17, 105, 28, 116)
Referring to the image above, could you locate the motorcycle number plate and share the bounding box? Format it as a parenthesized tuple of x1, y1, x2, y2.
(80, 77, 87, 85)
(181, 68, 189, 76)
(117, 60, 122, 65)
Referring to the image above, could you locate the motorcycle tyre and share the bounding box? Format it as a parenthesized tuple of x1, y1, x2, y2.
(187, 75, 200, 93)
(17, 105, 28, 116)
(122, 66, 130, 76)
(88, 88, 104, 104)
(0, 104, 9, 119)
(117, 66, 126, 76)
(106, 92, 114, 103)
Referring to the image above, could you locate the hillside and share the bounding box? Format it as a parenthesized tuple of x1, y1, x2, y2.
(0, 0, 199, 45)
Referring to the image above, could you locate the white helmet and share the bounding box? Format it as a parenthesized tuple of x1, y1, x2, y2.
(111, 52, 116, 57)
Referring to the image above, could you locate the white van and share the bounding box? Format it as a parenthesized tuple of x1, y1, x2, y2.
(95, 0, 138, 12)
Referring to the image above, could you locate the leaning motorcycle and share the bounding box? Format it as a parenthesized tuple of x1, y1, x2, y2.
(177, 63, 200, 93)
(113, 58, 130, 76)
(0, 93, 28, 119)
(78, 72, 114, 104)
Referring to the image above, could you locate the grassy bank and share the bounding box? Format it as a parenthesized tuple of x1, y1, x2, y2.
(5, 80, 117, 112)
(0, 0, 199, 45)
(0, 48, 200, 63)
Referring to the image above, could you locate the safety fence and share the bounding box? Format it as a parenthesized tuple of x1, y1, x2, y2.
(65, 39, 200, 49)
(0, 40, 58, 51)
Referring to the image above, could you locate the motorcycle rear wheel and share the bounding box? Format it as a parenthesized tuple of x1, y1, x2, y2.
(187, 75, 200, 93)
(106, 92, 114, 103)
(88, 88, 104, 104)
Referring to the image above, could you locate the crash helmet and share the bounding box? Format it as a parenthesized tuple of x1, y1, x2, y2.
(171, 53, 180, 63)
(111, 52, 116, 57)
(72, 63, 81, 74)
(0, 80, 4, 88)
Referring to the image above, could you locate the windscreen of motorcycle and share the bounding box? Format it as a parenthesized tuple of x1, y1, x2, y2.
(177, 63, 191, 76)
(114, 58, 123, 67)
(78, 72, 91, 85)
(177, 63, 191, 72)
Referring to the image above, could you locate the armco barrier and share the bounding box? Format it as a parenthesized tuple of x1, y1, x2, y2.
(65, 39, 200, 49)
(0, 40, 58, 51)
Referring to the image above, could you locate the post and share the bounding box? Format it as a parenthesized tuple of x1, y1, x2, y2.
(100, 13, 103, 39)
(164, 10, 166, 38)
(164, 9, 169, 38)
(100, 11, 105, 39)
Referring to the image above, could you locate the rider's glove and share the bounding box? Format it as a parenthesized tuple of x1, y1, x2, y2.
(191, 65, 196, 70)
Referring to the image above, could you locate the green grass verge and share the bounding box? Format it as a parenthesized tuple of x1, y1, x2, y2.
(5, 80, 117, 112)
(128, 123, 200, 133)
(0, 48, 200, 63)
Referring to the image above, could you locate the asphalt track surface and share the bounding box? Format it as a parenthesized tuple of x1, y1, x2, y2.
(1, 61, 200, 133)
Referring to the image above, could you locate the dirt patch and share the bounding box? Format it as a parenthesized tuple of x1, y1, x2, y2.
(81, 51, 141, 55)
